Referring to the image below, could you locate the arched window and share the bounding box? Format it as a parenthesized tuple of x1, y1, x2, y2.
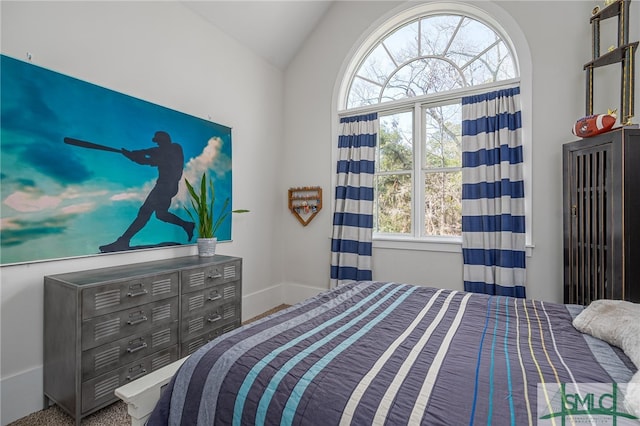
(337, 3, 526, 245)
(347, 13, 517, 108)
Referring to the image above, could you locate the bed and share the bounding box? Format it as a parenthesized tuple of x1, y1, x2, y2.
(116, 281, 640, 425)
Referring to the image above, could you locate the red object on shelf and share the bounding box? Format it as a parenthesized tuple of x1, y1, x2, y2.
(572, 113, 617, 138)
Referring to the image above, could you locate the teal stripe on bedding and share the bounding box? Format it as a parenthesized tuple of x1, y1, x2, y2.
(470, 296, 493, 426)
(232, 282, 403, 426)
(278, 285, 419, 426)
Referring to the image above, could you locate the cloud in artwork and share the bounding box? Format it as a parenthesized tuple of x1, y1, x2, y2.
(3, 190, 62, 212)
(110, 192, 146, 202)
(0, 213, 78, 247)
(2, 180, 105, 214)
(60, 202, 95, 215)
(174, 136, 230, 206)
(183, 137, 226, 182)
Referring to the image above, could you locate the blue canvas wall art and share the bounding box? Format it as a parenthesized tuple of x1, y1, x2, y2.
(0, 54, 233, 264)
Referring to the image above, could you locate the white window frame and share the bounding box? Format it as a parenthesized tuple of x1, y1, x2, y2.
(332, 1, 533, 255)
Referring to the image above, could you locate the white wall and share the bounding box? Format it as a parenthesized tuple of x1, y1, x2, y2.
(281, 0, 640, 301)
(0, 1, 285, 423)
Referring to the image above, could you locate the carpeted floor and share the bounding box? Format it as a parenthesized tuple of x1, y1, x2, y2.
(8, 401, 131, 426)
(10, 304, 291, 425)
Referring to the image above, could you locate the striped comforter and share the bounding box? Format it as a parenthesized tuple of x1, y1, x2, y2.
(148, 281, 636, 425)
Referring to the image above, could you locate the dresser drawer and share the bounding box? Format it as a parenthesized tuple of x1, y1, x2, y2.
(82, 298, 178, 350)
(180, 320, 240, 356)
(82, 324, 178, 380)
(181, 259, 242, 294)
(82, 272, 179, 319)
(81, 345, 178, 414)
(181, 280, 240, 316)
(181, 301, 240, 341)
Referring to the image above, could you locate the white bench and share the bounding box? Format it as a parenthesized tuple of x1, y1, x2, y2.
(114, 357, 188, 426)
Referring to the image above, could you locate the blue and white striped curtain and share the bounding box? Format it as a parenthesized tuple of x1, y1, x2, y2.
(330, 113, 378, 287)
(461, 87, 526, 298)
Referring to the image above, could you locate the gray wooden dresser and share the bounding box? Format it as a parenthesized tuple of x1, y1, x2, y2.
(43, 255, 242, 424)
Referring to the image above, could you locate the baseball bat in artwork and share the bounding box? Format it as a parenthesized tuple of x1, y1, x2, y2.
(63, 137, 122, 153)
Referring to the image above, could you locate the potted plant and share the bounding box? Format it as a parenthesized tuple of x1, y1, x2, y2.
(184, 172, 249, 256)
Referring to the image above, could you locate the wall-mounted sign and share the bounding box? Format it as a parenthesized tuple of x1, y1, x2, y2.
(288, 186, 322, 226)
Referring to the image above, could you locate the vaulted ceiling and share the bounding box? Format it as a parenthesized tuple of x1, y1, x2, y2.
(181, 1, 334, 69)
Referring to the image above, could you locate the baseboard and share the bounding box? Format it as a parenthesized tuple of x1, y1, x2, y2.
(241, 283, 285, 321)
(281, 282, 326, 305)
(241, 282, 325, 320)
(1, 365, 44, 425)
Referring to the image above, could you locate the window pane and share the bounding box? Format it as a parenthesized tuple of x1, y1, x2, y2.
(347, 76, 381, 108)
(463, 41, 516, 85)
(378, 112, 413, 172)
(424, 171, 462, 236)
(382, 58, 464, 101)
(375, 173, 412, 234)
(383, 21, 419, 65)
(446, 17, 501, 67)
(420, 15, 463, 56)
(424, 103, 462, 168)
(356, 44, 397, 86)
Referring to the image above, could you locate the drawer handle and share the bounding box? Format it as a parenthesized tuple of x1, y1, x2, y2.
(207, 272, 223, 279)
(127, 288, 148, 298)
(126, 368, 147, 381)
(207, 293, 222, 301)
(127, 341, 148, 353)
(127, 315, 148, 325)
(207, 314, 222, 323)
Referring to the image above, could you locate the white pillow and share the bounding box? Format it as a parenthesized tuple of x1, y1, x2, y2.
(573, 299, 640, 417)
(573, 299, 640, 366)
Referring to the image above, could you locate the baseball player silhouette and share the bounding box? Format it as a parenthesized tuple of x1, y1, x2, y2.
(99, 131, 195, 252)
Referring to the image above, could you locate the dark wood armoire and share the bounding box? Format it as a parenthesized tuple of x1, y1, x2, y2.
(563, 127, 640, 304)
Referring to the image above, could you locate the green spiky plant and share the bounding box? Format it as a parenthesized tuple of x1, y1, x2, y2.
(184, 172, 249, 239)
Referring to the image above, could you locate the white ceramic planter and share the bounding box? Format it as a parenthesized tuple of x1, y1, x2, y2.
(197, 237, 217, 257)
